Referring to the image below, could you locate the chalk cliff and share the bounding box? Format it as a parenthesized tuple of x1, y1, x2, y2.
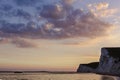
(77, 47, 120, 75)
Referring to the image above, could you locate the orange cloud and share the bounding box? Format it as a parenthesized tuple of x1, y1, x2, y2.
(0, 37, 38, 48)
(62, 0, 75, 5)
(11, 38, 38, 48)
(88, 2, 117, 18)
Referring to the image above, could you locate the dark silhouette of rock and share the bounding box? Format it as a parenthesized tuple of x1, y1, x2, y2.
(77, 62, 99, 73)
(14, 71, 24, 73)
(77, 47, 120, 76)
(103, 48, 120, 58)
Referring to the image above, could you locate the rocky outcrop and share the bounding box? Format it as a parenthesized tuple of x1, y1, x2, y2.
(77, 62, 99, 73)
(77, 47, 120, 76)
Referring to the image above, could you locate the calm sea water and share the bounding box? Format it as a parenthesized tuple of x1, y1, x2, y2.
(0, 73, 119, 80)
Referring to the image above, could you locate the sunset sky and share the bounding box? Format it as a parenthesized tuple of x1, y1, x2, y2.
(0, 0, 120, 71)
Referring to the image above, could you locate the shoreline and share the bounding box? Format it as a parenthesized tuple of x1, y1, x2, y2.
(0, 71, 119, 77)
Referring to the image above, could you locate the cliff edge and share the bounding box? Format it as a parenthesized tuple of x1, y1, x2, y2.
(77, 47, 120, 76)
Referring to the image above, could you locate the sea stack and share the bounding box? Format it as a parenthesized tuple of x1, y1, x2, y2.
(77, 47, 120, 75)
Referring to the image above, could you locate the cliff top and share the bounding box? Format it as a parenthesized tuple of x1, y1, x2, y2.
(102, 47, 120, 58)
(80, 62, 99, 69)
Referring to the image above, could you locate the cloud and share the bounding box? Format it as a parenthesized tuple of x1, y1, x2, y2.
(60, 37, 106, 47)
(0, 0, 115, 48)
(40, 4, 65, 19)
(0, 37, 9, 44)
(0, 22, 26, 33)
(0, 37, 37, 48)
(14, 0, 42, 6)
(62, 41, 80, 45)
(88, 2, 117, 18)
(61, 0, 75, 8)
(0, 4, 13, 11)
(11, 38, 37, 48)
(13, 9, 32, 20)
(89, 2, 109, 10)
(62, 0, 75, 5)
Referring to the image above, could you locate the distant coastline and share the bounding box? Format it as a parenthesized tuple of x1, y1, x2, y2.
(0, 71, 77, 74)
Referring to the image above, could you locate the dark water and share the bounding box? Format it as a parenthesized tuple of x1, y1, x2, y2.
(0, 73, 119, 80)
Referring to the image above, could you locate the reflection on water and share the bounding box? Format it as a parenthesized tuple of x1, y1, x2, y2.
(0, 73, 119, 80)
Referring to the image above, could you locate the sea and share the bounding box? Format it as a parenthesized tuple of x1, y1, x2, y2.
(0, 73, 119, 80)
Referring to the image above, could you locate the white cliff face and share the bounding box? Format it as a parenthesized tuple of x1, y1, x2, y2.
(77, 48, 120, 75)
(97, 48, 120, 75)
(97, 48, 113, 73)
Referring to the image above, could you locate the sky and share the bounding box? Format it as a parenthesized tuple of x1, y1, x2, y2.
(0, 0, 120, 71)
